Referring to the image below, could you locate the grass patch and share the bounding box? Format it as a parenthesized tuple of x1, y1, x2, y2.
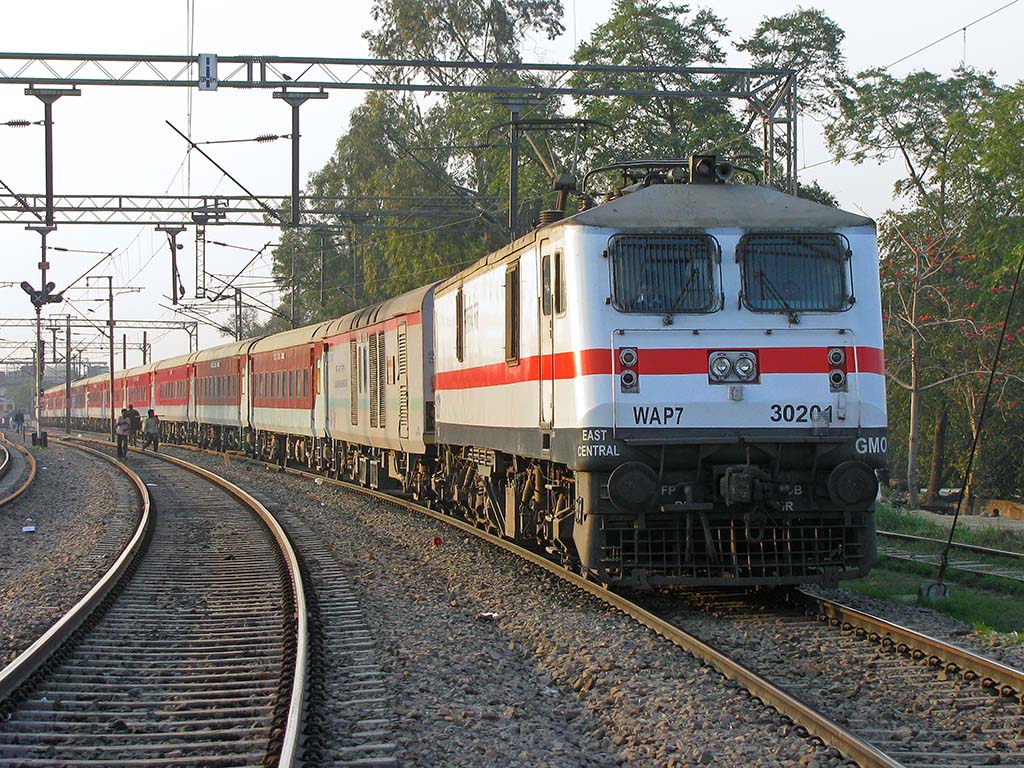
(876, 501, 1024, 552)
(847, 563, 1024, 634)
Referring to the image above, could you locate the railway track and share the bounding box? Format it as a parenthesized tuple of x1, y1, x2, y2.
(878, 530, 1024, 584)
(0, 439, 307, 767)
(0, 433, 36, 507)
(65, 433, 1024, 767)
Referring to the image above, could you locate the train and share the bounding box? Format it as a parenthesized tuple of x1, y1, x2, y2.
(42, 156, 887, 588)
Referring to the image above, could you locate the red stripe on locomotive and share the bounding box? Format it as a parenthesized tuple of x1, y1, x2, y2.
(435, 345, 884, 390)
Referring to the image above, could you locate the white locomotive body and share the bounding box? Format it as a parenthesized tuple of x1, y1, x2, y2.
(431, 181, 885, 585)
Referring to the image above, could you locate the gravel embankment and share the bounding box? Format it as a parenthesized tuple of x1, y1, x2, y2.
(162, 447, 852, 768)
(0, 439, 141, 666)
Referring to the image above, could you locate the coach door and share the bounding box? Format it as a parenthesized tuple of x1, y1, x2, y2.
(539, 242, 555, 430)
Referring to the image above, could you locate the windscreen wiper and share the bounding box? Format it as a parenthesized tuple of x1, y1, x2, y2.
(668, 263, 704, 314)
(757, 269, 799, 324)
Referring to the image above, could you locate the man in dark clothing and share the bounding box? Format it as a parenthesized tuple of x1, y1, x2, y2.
(13, 410, 24, 436)
(126, 404, 142, 446)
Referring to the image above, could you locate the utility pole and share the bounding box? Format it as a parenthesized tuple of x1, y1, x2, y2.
(273, 88, 328, 328)
(235, 287, 243, 341)
(315, 228, 329, 308)
(64, 314, 71, 434)
(496, 97, 544, 241)
(142, 331, 148, 364)
(84, 276, 141, 441)
(21, 86, 79, 437)
(156, 225, 187, 305)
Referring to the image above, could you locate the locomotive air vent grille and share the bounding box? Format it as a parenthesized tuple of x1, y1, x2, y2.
(350, 339, 359, 426)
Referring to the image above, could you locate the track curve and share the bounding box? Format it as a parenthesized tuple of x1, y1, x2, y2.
(0, 439, 307, 767)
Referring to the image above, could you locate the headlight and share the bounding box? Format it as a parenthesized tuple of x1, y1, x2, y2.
(734, 354, 757, 380)
(828, 347, 846, 366)
(709, 354, 733, 380)
(618, 347, 638, 368)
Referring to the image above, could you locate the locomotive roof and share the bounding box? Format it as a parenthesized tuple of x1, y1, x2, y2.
(436, 183, 873, 292)
(570, 183, 874, 230)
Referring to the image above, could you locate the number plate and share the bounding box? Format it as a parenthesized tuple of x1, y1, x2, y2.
(769, 404, 833, 424)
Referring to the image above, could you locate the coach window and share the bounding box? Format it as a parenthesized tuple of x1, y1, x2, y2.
(505, 263, 520, 364)
(289, 370, 295, 399)
(303, 369, 309, 398)
(554, 251, 566, 314)
(455, 287, 465, 363)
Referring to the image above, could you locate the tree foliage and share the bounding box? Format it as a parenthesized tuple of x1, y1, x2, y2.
(736, 8, 848, 117)
(837, 71, 1024, 502)
(569, 0, 752, 167)
(365, 0, 564, 66)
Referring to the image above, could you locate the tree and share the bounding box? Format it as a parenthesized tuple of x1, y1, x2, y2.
(365, 0, 564, 68)
(569, 0, 754, 168)
(736, 8, 848, 118)
(828, 67, 1012, 505)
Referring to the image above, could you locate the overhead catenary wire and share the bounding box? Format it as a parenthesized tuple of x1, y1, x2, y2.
(883, 0, 1020, 70)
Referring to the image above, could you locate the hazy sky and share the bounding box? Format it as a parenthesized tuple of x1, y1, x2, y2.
(0, 0, 1021, 364)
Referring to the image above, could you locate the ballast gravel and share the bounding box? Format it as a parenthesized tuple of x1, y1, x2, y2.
(164, 448, 849, 768)
(0, 438, 140, 665)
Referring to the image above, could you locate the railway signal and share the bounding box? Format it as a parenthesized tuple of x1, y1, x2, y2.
(20, 280, 63, 308)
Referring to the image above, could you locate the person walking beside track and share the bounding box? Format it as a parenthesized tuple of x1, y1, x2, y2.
(13, 409, 24, 439)
(126, 403, 141, 446)
(142, 409, 160, 453)
(115, 409, 131, 458)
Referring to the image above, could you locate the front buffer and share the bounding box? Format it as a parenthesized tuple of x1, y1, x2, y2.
(568, 433, 882, 587)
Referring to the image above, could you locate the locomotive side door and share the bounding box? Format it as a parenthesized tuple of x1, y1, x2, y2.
(539, 241, 555, 429)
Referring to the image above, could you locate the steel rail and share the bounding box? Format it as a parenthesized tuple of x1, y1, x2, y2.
(802, 592, 1024, 701)
(0, 441, 7, 481)
(0, 434, 37, 507)
(0, 439, 150, 701)
(65, 436, 309, 767)
(72, 432, 1024, 763)
(878, 529, 1024, 562)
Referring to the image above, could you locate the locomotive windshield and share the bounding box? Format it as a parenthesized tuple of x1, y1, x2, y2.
(609, 234, 720, 313)
(739, 233, 852, 315)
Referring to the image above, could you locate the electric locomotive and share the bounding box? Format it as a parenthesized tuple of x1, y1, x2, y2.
(428, 157, 886, 586)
